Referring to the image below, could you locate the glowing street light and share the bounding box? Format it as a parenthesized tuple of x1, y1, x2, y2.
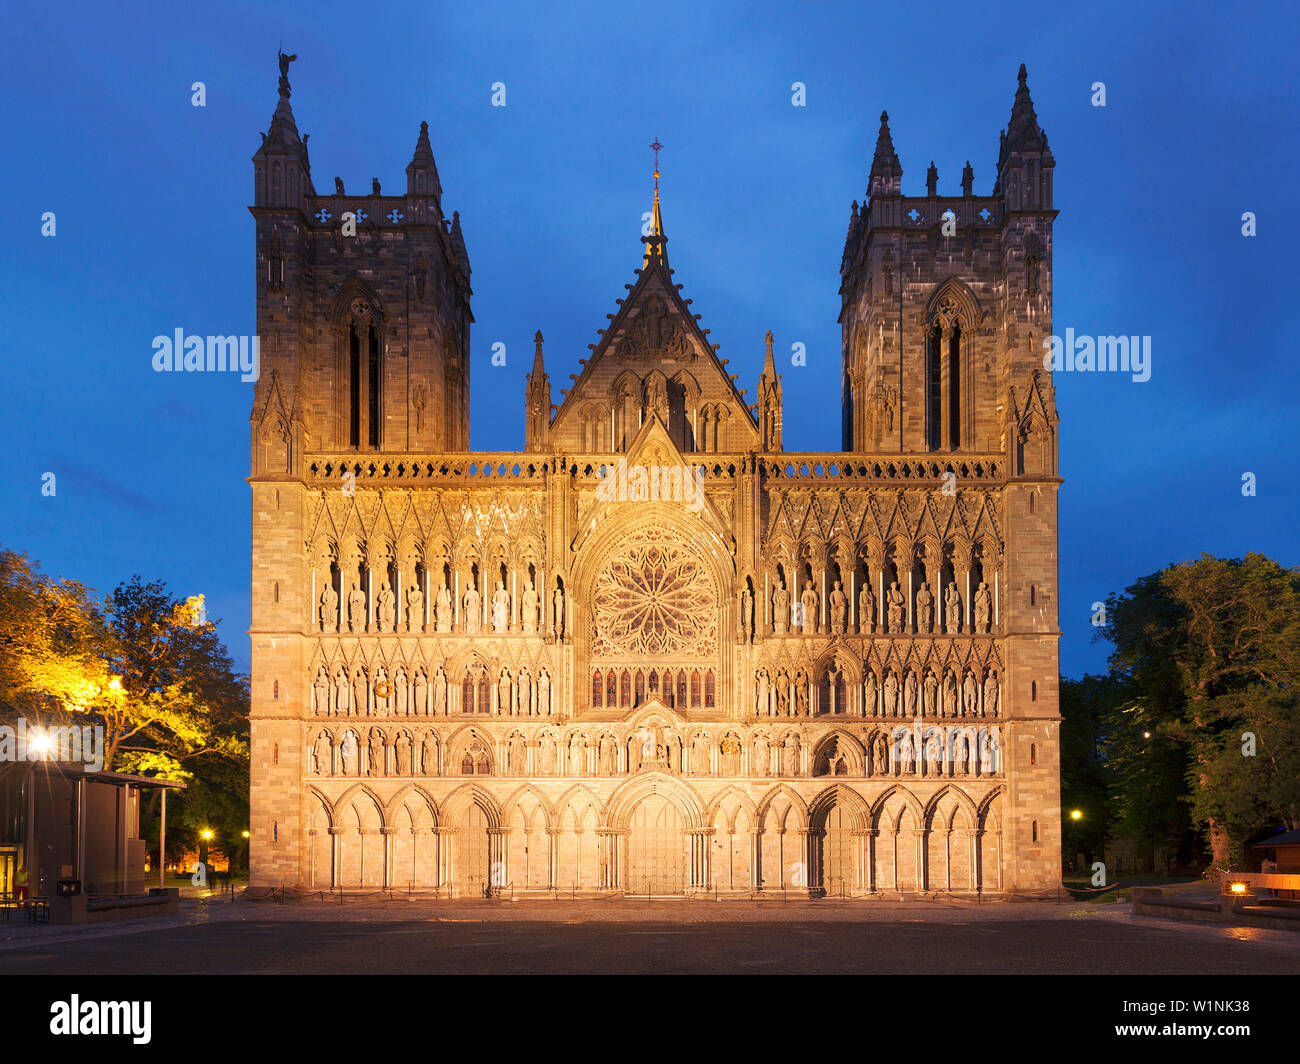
(1069, 809, 1083, 821)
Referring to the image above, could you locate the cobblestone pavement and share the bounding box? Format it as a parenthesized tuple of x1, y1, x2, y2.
(0, 896, 1296, 973)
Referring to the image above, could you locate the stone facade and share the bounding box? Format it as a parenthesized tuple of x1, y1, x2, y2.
(248, 56, 1061, 897)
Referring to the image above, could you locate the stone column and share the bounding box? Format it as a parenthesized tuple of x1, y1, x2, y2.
(490, 828, 508, 894)
(546, 827, 561, 891)
(852, 830, 869, 893)
(865, 828, 879, 892)
(912, 829, 927, 892)
(381, 826, 397, 889)
(328, 826, 345, 891)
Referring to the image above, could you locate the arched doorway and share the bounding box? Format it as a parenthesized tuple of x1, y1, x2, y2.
(816, 801, 855, 897)
(626, 795, 686, 895)
(455, 804, 491, 897)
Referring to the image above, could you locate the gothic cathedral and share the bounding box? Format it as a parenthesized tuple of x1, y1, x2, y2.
(249, 56, 1061, 897)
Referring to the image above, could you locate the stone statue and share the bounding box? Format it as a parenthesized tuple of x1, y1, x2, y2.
(352, 668, 368, 717)
(540, 735, 556, 774)
(320, 583, 338, 632)
(943, 672, 958, 718)
(420, 732, 437, 775)
(883, 671, 899, 717)
(923, 671, 938, 717)
(739, 584, 754, 641)
(278, 49, 297, 82)
(491, 580, 510, 633)
(799, 584, 819, 633)
(518, 670, 532, 716)
(983, 671, 999, 717)
(775, 671, 789, 716)
(569, 733, 586, 774)
(522, 578, 539, 634)
(413, 668, 427, 716)
(864, 671, 877, 715)
(773, 580, 790, 635)
(537, 670, 550, 716)
(859, 581, 875, 633)
(405, 584, 423, 633)
(945, 583, 962, 634)
(895, 729, 914, 774)
(312, 731, 331, 775)
(794, 672, 809, 717)
(376, 582, 396, 633)
(372, 177, 381, 195)
(963, 672, 978, 717)
(435, 578, 452, 633)
(335, 665, 349, 715)
(339, 731, 359, 775)
(755, 669, 770, 716)
(826, 664, 841, 713)
(974, 582, 992, 633)
(367, 728, 384, 776)
(348, 582, 366, 633)
(553, 585, 565, 639)
(886, 581, 906, 634)
(783, 735, 800, 777)
(334, 176, 345, 195)
(829, 579, 848, 633)
(373, 667, 390, 714)
(432, 667, 447, 715)
(463, 579, 481, 635)
(394, 667, 408, 716)
(916, 582, 934, 634)
(313, 667, 330, 715)
(497, 670, 512, 715)
(904, 670, 917, 718)
(394, 733, 412, 775)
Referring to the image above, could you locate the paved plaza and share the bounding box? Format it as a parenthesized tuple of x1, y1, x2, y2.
(1, 897, 1296, 974)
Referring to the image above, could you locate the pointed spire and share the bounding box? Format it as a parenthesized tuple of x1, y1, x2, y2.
(961, 161, 974, 196)
(530, 330, 546, 376)
(996, 64, 1055, 209)
(253, 50, 312, 207)
(525, 330, 551, 452)
(449, 210, 469, 273)
(926, 161, 938, 196)
(868, 111, 902, 198)
(642, 138, 669, 269)
(757, 330, 783, 451)
(264, 49, 303, 153)
(1004, 62, 1047, 153)
(406, 119, 443, 201)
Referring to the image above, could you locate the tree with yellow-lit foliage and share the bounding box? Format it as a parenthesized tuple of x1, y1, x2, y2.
(0, 549, 249, 870)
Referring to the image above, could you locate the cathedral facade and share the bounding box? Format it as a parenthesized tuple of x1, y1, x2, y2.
(248, 57, 1062, 897)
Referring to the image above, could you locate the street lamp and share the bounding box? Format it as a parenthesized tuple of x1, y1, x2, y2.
(199, 828, 213, 872)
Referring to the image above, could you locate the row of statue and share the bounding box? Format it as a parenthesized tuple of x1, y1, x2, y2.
(312, 663, 553, 717)
(308, 724, 1003, 779)
(318, 576, 565, 638)
(755, 667, 999, 718)
(738, 578, 994, 638)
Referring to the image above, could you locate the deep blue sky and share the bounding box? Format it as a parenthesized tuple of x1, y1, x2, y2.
(2, 0, 1295, 680)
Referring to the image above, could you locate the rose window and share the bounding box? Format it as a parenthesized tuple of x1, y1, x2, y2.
(591, 530, 716, 658)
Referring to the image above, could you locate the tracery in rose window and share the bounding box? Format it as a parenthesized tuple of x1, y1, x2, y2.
(590, 528, 717, 658)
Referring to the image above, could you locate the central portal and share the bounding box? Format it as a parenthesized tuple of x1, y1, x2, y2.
(626, 795, 686, 895)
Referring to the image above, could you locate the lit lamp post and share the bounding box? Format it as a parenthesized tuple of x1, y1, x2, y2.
(200, 828, 213, 873)
(242, 830, 250, 876)
(1067, 809, 1083, 875)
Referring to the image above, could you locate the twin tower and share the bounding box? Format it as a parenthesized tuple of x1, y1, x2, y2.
(250, 58, 1058, 477)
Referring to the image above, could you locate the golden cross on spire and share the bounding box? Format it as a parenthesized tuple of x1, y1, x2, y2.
(650, 138, 663, 188)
